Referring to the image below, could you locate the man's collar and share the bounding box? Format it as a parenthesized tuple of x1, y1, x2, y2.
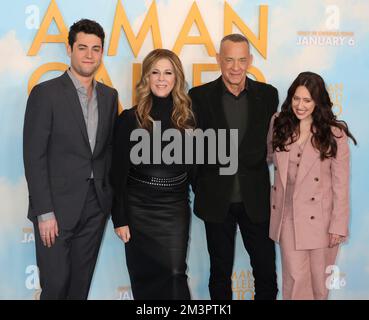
(221, 77, 248, 97)
(67, 68, 97, 92)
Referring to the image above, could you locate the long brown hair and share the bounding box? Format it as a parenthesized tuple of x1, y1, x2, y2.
(135, 49, 195, 130)
(273, 71, 357, 159)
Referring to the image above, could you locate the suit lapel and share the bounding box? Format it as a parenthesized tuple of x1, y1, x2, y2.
(93, 83, 106, 157)
(238, 78, 258, 150)
(209, 77, 229, 130)
(294, 134, 320, 197)
(61, 73, 91, 150)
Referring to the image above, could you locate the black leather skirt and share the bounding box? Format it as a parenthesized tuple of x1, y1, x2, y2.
(124, 168, 191, 300)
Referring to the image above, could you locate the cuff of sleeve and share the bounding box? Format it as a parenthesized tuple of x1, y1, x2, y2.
(37, 212, 55, 222)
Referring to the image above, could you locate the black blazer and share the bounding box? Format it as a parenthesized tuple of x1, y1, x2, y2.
(23, 72, 118, 229)
(189, 76, 278, 224)
(110, 108, 136, 228)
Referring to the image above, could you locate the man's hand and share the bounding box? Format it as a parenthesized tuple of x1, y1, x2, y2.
(38, 218, 59, 248)
(115, 226, 131, 243)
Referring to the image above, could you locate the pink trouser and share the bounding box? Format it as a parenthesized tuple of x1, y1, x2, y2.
(279, 219, 339, 300)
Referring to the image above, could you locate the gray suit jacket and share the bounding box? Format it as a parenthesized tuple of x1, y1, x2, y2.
(23, 72, 118, 229)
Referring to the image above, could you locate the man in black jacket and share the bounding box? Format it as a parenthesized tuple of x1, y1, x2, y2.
(189, 34, 278, 300)
(23, 19, 118, 299)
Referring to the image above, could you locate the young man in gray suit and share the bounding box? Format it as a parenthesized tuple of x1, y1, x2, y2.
(23, 19, 118, 299)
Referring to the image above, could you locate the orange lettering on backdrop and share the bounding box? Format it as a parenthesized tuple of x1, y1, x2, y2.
(27, 0, 269, 105)
(28, 62, 68, 93)
(172, 2, 216, 56)
(28, 0, 68, 56)
(247, 66, 265, 83)
(108, 0, 162, 57)
(132, 63, 142, 108)
(95, 63, 124, 112)
(193, 64, 219, 87)
(224, 2, 269, 59)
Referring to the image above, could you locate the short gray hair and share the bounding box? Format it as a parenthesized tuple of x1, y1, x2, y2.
(220, 34, 250, 53)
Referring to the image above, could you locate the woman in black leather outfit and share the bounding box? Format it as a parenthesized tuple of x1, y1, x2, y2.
(111, 49, 196, 300)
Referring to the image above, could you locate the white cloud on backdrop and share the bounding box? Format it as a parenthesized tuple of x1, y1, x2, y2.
(0, 30, 40, 76)
(0, 177, 29, 235)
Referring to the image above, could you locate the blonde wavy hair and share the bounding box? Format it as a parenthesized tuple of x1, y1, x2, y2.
(135, 49, 195, 130)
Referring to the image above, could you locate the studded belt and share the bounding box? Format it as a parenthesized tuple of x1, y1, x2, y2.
(128, 168, 188, 187)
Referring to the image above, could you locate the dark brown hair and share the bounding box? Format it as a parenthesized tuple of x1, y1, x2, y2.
(273, 71, 356, 159)
(68, 19, 105, 50)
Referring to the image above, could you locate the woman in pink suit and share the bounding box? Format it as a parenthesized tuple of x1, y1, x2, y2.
(267, 71, 356, 300)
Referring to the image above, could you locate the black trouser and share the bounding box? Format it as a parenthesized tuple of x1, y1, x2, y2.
(34, 181, 107, 300)
(205, 202, 277, 300)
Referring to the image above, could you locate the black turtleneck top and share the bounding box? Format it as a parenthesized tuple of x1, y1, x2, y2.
(110, 94, 195, 227)
(134, 94, 190, 176)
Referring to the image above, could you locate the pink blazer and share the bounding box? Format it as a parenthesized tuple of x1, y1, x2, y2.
(267, 113, 351, 250)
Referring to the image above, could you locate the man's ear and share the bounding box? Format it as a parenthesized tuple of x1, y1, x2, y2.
(67, 44, 72, 58)
(216, 53, 220, 65)
(248, 54, 254, 68)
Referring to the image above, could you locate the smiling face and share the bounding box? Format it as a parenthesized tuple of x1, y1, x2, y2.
(149, 58, 176, 98)
(292, 85, 316, 122)
(67, 32, 103, 78)
(217, 40, 253, 92)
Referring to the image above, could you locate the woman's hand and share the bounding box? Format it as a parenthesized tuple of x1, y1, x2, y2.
(115, 226, 131, 243)
(329, 233, 346, 248)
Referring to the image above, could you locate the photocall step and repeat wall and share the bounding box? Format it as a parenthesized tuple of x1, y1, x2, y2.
(0, 0, 368, 300)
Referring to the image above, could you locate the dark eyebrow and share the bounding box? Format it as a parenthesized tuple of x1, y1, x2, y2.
(77, 44, 101, 49)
